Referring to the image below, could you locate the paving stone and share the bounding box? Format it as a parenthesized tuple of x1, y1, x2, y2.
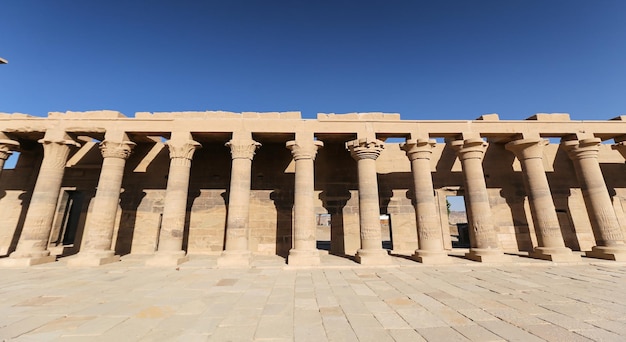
(1, 259, 626, 341)
(416, 326, 470, 341)
(452, 324, 505, 341)
(387, 328, 427, 342)
(478, 320, 545, 342)
(522, 324, 592, 342)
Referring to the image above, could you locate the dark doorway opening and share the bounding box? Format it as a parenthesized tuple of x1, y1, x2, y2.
(381, 214, 393, 250)
(51, 191, 83, 247)
(447, 195, 469, 248)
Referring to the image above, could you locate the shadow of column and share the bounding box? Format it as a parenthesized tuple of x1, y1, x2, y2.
(182, 188, 202, 252)
(319, 187, 351, 257)
(115, 189, 147, 256)
(270, 189, 293, 258)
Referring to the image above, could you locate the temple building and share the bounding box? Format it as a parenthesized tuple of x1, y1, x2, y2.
(1, 110, 626, 267)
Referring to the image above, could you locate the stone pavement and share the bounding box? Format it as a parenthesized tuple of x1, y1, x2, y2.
(1, 253, 626, 341)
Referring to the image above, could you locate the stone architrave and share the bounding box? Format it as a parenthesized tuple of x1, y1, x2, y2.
(451, 138, 509, 262)
(68, 140, 135, 266)
(0, 138, 20, 178)
(217, 139, 261, 267)
(346, 138, 392, 265)
(146, 139, 201, 267)
(3, 136, 79, 266)
(506, 138, 580, 262)
(401, 138, 450, 264)
(563, 138, 626, 261)
(286, 139, 324, 266)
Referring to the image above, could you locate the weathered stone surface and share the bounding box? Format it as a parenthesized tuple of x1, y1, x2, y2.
(1, 111, 626, 267)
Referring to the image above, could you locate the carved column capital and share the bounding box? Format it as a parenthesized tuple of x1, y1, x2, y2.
(562, 138, 601, 160)
(99, 140, 136, 159)
(505, 138, 547, 160)
(400, 138, 436, 161)
(167, 140, 202, 160)
(37, 138, 80, 169)
(286, 140, 323, 161)
(0, 139, 20, 160)
(346, 138, 384, 160)
(226, 139, 261, 160)
(451, 138, 488, 160)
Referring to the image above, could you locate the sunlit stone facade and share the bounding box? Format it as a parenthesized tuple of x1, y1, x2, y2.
(1, 110, 626, 266)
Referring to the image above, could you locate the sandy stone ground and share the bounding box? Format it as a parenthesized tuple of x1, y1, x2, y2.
(1, 253, 625, 341)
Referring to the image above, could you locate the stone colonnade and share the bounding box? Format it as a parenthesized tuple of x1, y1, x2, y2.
(2, 121, 626, 267)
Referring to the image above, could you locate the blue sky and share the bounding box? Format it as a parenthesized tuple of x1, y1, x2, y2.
(1, 0, 625, 120)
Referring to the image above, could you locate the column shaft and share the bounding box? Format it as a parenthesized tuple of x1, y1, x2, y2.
(506, 139, 579, 262)
(402, 139, 449, 263)
(452, 138, 508, 262)
(347, 138, 391, 265)
(286, 140, 323, 266)
(7, 138, 76, 266)
(218, 139, 260, 267)
(147, 139, 200, 266)
(564, 138, 626, 260)
(69, 140, 134, 266)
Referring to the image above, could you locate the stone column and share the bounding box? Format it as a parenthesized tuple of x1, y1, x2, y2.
(146, 139, 201, 267)
(346, 138, 391, 265)
(563, 138, 626, 261)
(68, 140, 135, 266)
(451, 138, 509, 262)
(401, 138, 450, 264)
(506, 138, 580, 262)
(286, 139, 323, 266)
(217, 139, 261, 267)
(4, 136, 78, 266)
(0, 138, 19, 178)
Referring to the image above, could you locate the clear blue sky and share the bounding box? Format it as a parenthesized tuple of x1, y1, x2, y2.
(1, 0, 625, 120)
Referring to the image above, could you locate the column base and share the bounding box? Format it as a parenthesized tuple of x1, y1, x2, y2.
(412, 250, 452, 264)
(287, 249, 321, 266)
(217, 250, 252, 268)
(146, 251, 189, 267)
(585, 245, 626, 261)
(0, 253, 56, 267)
(465, 248, 511, 263)
(354, 249, 392, 265)
(66, 251, 120, 267)
(529, 247, 581, 262)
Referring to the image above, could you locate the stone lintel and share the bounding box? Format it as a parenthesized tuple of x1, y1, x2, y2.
(476, 113, 500, 121)
(48, 111, 127, 119)
(0, 113, 36, 119)
(526, 113, 571, 121)
(135, 111, 301, 119)
(317, 112, 401, 121)
(242, 111, 301, 119)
